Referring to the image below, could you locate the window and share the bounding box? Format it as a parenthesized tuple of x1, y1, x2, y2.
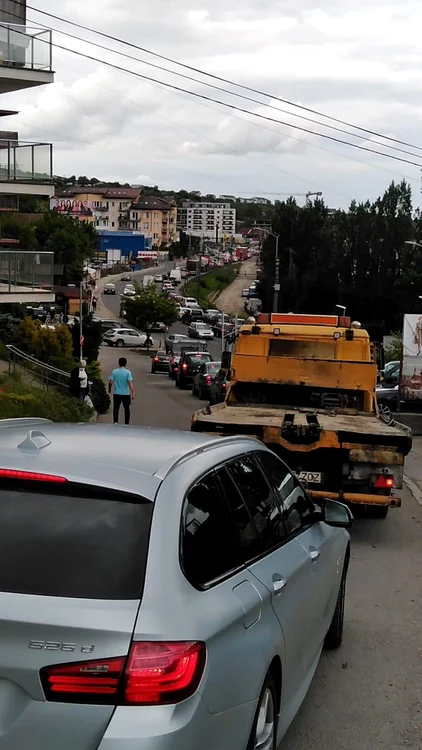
(221, 455, 286, 560)
(111, 222, 115, 227)
(154, 212, 159, 219)
(0, 483, 153, 599)
(143, 223, 149, 230)
(257, 451, 314, 535)
(181, 473, 238, 586)
(153, 233, 159, 240)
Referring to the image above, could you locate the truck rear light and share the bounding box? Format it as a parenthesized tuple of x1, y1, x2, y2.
(41, 641, 206, 706)
(205, 376, 212, 384)
(373, 474, 394, 489)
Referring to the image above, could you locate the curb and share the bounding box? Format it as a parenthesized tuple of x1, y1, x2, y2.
(403, 475, 422, 506)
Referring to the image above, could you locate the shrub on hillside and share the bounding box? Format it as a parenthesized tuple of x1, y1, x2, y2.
(0, 374, 92, 422)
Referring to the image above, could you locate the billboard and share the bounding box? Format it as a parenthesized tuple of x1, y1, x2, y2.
(50, 197, 93, 217)
(401, 314, 422, 400)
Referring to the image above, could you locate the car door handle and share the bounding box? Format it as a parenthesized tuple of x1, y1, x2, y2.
(309, 547, 320, 561)
(272, 574, 287, 593)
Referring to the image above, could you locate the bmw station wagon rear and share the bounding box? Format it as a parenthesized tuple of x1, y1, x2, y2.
(0, 421, 351, 750)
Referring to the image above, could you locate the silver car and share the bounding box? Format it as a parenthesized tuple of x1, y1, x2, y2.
(0, 421, 352, 750)
(188, 322, 214, 339)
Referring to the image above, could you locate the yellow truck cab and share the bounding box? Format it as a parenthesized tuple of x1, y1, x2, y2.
(191, 313, 412, 518)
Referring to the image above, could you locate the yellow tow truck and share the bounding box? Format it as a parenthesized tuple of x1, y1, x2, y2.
(191, 313, 412, 518)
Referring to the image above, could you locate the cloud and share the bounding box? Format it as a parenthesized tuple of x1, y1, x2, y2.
(0, 0, 421, 207)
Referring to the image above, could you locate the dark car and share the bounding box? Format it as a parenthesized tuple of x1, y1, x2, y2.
(376, 383, 399, 413)
(147, 321, 167, 333)
(99, 319, 122, 336)
(192, 361, 221, 400)
(151, 350, 170, 374)
(176, 351, 212, 389)
(213, 321, 234, 338)
(168, 354, 181, 379)
(209, 368, 230, 404)
(182, 308, 204, 324)
(169, 342, 208, 378)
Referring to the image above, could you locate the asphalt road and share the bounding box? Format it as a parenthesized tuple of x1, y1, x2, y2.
(99, 272, 422, 750)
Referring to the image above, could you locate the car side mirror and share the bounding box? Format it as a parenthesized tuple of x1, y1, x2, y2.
(319, 499, 353, 528)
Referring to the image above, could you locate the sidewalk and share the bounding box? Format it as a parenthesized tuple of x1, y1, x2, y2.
(215, 259, 257, 315)
(404, 436, 422, 505)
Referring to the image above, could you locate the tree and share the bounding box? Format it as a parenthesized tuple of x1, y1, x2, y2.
(16, 319, 73, 364)
(33, 212, 97, 282)
(71, 314, 102, 363)
(124, 286, 178, 332)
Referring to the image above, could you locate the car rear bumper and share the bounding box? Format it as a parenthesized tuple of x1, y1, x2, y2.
(97, 694, 255, 750)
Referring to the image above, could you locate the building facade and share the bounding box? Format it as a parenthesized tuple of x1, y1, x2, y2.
(177, 201, 236, 240)
(0, 0, 55, 304)
(120, 195, 177, 246)
(52, 187, 142, 230)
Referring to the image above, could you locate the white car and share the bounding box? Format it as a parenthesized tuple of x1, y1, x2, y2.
(177, 306, 191, 320)
(242, 288, 250, 297)
(122, 285, 136, 297)
(184, 297, 199, 308)
(188, 322, 214, 339)
(154, 274, 163, 282)
(103, 328, 155, 348)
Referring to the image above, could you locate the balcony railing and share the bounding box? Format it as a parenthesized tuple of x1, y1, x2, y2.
(0, 194, 18, 210)
(0, 24, 52, 71)
(0, 139, 53, 182)
(0, 250, 53, 294)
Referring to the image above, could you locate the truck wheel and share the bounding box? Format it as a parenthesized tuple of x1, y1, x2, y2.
(324, 560, 348, 650)
(366, 504, 389, 519)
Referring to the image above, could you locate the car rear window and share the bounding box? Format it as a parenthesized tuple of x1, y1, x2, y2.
(0, 483, 153, 600)
(207, 363, 220, 373)
(186, 354, 212, 365)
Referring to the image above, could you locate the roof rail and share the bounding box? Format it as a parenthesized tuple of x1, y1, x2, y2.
(0, 418, 53, 430)
(154, 434, 261, 480)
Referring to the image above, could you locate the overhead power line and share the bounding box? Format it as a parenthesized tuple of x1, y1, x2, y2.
(2, 17, 422, 170)
(3, 2, 420, 161)
(22, 1, 422, 155)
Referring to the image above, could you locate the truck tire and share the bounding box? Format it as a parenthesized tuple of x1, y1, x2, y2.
(366, 504, 389, 519)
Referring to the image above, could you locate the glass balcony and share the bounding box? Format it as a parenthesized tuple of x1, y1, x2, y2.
(0, 250, 54, 298)
(0, 139, 53, 182)
(0, 24, 52, 71)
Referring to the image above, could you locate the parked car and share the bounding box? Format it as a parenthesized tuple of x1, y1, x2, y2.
(154, 274, 163, 282)
(192, 361, 221, 399)
(376, 383, 399, 413)
(103, 328, 155, 348)
(188, 322, 214, 340)
(378, 360, 399, 386)
(103, 283, 116, 295)
(121, 273, 132, 281)
(165, 332, 189, 354)
(181, 269, 188, 278)
(209, 368, 230, 404)
(98, 319, 122, 336)
(147, 321, 167, 333)
(151, 350, 170, 374)
(176, 351, 213, 389)
(242, 288, 249, 297)
(0, 422, 352, 750)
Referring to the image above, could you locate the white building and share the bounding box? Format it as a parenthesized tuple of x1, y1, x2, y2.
(177, 201, 236, 240)
(0, 0, 55, 304)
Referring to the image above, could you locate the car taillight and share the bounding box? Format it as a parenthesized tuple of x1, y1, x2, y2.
(154, 357, 159, 362)
(222, 382, 227, 390)
(373, 474, 394, 489)
(205, 376, 212, 384)
(182, 363, 188, 370)
(41, 641, 206, 706)
(0, 469, 67, 483)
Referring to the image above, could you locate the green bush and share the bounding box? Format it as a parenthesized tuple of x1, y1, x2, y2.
(183, 264, 241, 307)
(0, 373, 92, 422)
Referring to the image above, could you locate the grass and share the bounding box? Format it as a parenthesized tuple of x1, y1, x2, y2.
(183, 263, 241, 308)
(0, 372, 93, 422)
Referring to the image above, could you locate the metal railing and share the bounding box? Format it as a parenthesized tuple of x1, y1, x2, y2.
(6, 344, 70, 391)
(0, 250, 53, 292)
(0, 23, 52, 71)
(0, 139, 53, 182)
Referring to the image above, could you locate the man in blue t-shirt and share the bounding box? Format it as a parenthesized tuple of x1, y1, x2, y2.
(108, 357, 136, 424)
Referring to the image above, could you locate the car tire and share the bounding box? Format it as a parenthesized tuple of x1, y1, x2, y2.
(246, 672, 278, 750)
(366, 504, 389, 519)
(116, 339, 124, 348)
(324, 558, 348, 650)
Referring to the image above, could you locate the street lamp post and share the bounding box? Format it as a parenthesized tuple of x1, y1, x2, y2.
(272, 234, 280, 313)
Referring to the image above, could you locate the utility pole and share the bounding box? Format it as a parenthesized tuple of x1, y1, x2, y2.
(272, 235, 280, 313)
(79, 281, 83, 360)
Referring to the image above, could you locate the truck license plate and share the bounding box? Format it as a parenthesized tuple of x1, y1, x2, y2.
(298, 471, 322, 484)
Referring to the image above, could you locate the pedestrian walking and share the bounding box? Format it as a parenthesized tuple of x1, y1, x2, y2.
(108, 357, 135, 425)
(92, 296, 97, 313)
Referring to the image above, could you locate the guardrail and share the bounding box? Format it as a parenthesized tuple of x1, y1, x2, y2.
(6, 344, 70, 391)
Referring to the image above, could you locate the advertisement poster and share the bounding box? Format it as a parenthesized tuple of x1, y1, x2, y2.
(401, 314, 422, 400)
(50, 197, 93, 216)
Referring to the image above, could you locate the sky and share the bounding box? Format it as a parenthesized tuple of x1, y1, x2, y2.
(2, 0, 422, 208)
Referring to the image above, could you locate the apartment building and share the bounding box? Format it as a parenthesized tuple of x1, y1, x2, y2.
(120, 195, 177, 246)
(177, 201, 236, 240)
(0, 0, 55, 304)
(52, 187, 141, 230)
